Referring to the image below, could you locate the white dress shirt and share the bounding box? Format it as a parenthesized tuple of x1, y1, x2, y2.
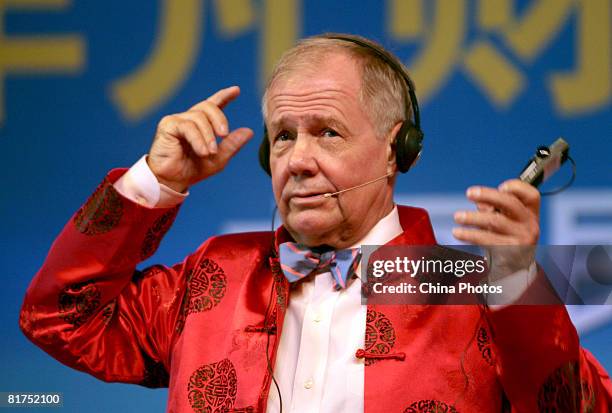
(266, 206, 403, 413)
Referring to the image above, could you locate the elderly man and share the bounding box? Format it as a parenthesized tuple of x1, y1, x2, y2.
(20, 34, 610, 412)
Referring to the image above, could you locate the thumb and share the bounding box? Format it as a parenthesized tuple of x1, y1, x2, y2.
(216, 127, 254, 165)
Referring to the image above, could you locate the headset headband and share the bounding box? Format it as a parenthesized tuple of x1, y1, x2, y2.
(323, 34, 420, 130)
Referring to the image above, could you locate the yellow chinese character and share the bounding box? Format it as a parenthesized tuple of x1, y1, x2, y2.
(0, 0, 85, 125)
(549, 0, 610, 115)
(387, 0, 467, 104)
(260, 0, 300, 87)
(465, 0, 609, 115)
(109, 0, 203, 122)
(110, 0, 300, 122)
(214, 0, 254, 36)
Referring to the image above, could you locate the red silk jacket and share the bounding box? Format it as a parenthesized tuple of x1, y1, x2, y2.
(20, 170, 612, 412)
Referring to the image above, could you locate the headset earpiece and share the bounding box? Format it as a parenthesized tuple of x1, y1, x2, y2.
(259, 125, 272, 176)
(394, 121, 423, 173)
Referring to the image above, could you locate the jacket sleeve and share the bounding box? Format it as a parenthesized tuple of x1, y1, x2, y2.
(485, 294, 612, 411)
(19, 169, 190, 387)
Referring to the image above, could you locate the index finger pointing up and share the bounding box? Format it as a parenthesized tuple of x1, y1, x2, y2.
(190, 86, 241, 111)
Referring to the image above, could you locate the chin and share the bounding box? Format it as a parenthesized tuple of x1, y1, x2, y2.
(284, 210, 338, 245)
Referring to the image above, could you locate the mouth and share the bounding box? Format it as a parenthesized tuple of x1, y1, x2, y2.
(288, 191, 331, 206)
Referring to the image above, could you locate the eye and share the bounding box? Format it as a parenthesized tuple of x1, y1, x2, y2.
(274, 131, 292, 142)
(322, 128, 339, 138)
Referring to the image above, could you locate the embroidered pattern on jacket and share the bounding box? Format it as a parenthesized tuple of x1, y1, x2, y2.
(537, 361, 595, 413)
(73, 178, 123, 235)
(364, 309, 397, 366)
(269, 257, 287, 310)
(188, 358, 237, 413)
(141, 206, 179, 259)
(476, 326, 495, 366)
(101, 299, 116, 326)
(176, 258, 227, 334)
(403, 399, 459, 412)
(58, 281, 102, 327)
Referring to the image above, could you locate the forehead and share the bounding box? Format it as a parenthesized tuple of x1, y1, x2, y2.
(266, 53, 365, 125)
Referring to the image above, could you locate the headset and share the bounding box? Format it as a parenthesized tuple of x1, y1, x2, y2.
(258, 33, 424, 176)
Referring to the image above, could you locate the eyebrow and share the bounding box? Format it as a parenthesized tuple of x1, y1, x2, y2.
(268, 114, 348, 134)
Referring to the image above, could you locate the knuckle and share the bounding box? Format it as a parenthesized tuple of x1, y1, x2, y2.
(192, 112, 214, 130)
(201, 101, 216, 111)
(199, 105, 222, 122)
(158, 115, 175, 128)
(183, 115, 198, 128)
(181, 119, 197, 130)
(189, 109, 207, 119)
(182, 120, 201, 138)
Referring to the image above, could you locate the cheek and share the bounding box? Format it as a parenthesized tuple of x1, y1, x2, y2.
(271, 176, 283, 203)
(270, 166, 288, 204)
(323, 156, 377, 188)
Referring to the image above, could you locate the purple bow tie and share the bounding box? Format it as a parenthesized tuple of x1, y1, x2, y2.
(278, 242, 361, 290)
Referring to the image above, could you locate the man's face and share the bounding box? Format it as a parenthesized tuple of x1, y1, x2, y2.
(266, 52, 396, 248)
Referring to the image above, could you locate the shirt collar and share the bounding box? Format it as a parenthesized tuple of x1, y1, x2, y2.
(349, 205, 403, 249)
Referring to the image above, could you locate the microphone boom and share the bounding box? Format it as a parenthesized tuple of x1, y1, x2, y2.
(322, 172, 393, 198)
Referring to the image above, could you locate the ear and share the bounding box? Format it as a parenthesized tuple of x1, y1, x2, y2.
(385, 122, 403, 175)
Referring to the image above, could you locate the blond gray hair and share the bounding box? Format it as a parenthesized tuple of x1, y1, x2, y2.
(261, 34, 413, 138)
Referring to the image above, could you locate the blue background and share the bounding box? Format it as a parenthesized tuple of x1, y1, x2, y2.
(1, 1, 610, 411)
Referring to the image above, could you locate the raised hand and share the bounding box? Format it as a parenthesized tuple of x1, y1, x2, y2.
(147, 86, 254, 192)
(453, 179, 540, 275)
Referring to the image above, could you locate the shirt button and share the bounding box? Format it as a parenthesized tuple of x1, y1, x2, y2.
(313, 314, 321, 323)
(304, 379, 314, 389)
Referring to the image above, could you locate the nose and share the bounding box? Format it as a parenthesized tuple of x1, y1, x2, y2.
(288, 134, 319, 177)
